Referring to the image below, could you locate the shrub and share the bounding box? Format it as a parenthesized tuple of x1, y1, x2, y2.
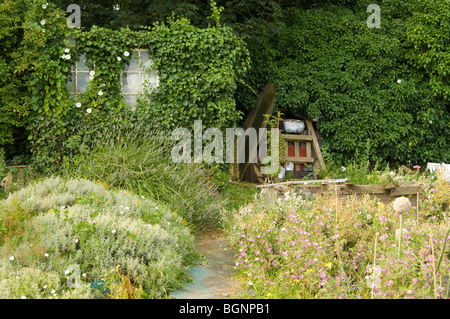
(0, 176, 195, 298)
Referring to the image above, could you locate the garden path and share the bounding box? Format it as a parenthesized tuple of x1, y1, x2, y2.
(170, 227, 245, 299)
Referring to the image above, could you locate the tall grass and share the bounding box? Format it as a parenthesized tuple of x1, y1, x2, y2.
(55, 117, 228, 229)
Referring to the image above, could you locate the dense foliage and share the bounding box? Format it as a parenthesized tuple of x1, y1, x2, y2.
(238, 0, 450, 167)
(0, 0, 249, 171)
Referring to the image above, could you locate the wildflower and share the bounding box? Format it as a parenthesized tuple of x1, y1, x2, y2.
(64, 48, 70, 53)
(117, 56, 122, 61)
(98, 90, 103, 96)
(9, 256, 14, 261)
(397, 79, 401, 83)
(413, 165, 421, 170)
(86, 108, 92, 114)
(341, 166, 346, 172)
(76, 102, 81, 108)
(229, 178, 232, 182)
(124, 51, 130, 57)
(111, 230, 116, 234)
(393, 197, 411, 216)
(89, 70, 95, 76)
(64, 270, 70, 275)
(419, 248, 429, 259)
(395, 228, 408, 240)
(82, 273, 86, 277)
(61, 54, 67, 59)
(44, 253, 49, 258)
(42, 4, 47, 9)
(40, 19, 46, 25)
(89, 75, 94, 80)
(74, 239, 79, 243)
(51, 290, 55, 294)
(21, 296, 26, 299)
(65, 55, 71, 60)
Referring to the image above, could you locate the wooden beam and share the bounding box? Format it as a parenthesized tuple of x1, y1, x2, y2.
(280, 134, 313, 142)
(305, 120, 324, 169)
(239, 82, 276, 181)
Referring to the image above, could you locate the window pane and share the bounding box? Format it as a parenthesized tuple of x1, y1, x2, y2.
(124, 94, 137, 106)
(124, 52, 139, 72)
(77, 73, 90, 93)
(123, 72, 140, 93)
(77, 53, 89, 71)
(140, 51, 154, 69)
(142, 71, 159, 89)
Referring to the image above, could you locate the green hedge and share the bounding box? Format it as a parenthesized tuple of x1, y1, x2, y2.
(237, 0, 450, 167)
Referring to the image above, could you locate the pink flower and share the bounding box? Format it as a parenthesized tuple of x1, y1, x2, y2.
(413, 165, 421, 170)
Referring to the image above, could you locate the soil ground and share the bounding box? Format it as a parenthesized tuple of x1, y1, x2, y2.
(170, 227, 247, 299)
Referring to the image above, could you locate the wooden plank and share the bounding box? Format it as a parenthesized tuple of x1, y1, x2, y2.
(280, 134, 313, 142)
(283, 157, 314, 164)
(294, 141, 300, 159)
(390, 182, 424, 196)
(239, 82, 276, 181)
(305, 120, 324, 169)
(306, 142, 312, 159)
(256, 178, 349, 188)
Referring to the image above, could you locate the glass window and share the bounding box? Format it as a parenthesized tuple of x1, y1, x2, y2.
(122, 49, 159, 106)
(68, 53, 92, 97)
(68, 50, 159, 106)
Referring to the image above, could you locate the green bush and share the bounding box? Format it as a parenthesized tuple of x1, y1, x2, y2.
(0, 176, 195, 298)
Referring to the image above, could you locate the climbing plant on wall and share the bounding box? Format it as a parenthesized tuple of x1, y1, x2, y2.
(0, 0, 250, 171)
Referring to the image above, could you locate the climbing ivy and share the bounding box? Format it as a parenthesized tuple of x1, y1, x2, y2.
(0, 0, 250, 171)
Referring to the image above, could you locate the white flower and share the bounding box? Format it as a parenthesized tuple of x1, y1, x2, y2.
(43, 285, 47, 289)
(76, 102, 81, 108)
(64, 48, 70, 53)
(9, 256, 14, 261)
(65, 55, 71, 60)
(117, 56, 121, 61)
(124, 51, 130, 57)
(40, 19, 46, 25)
(42, 4, 47, 9)
(397, 79, 402, 83)
(125, 206, 129, 210)
(98, 90, 103, 96)
(341, 166, 346, 172)
(61, 54, 67, 59)
(82, 273, 86, 277)
(64, 270, 70, 275)
(393, 196, 411, 216)
(111, 230, 116, 234)
(44, 253, 49, 258)
(51, 290, 55, 294)
(86, 108, 92, 114)
(89, 70, 95, 76)
(74, 239, 79, 243)
(89, 75, 94, 80)
(119, 211, 124, 215)
(21, 296, 26, 299)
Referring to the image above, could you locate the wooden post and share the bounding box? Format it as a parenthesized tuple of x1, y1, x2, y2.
(305, 120, 324, 170)
(5, 171, 12, 193)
